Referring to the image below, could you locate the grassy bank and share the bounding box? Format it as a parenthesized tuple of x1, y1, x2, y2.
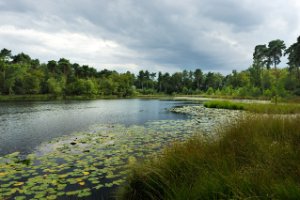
(0, 94, 54, 101)
(118, 115, 300, 199)
(0, 94, 124, 101)
(0, 94, 178, 101)
(204, 100, 300, 114)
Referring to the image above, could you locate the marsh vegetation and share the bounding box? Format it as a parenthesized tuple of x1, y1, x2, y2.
(204, 100, 300, 114)
(119, 113, 300, 200)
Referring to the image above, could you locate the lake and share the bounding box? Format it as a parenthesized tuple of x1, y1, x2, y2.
(0, 99, 243, 200)
(0, 99, 189, 156)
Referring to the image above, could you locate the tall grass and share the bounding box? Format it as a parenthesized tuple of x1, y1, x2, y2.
(203, 100, 245, 110)
(204, 100, 300, 114)
(118, 115, 300, 199)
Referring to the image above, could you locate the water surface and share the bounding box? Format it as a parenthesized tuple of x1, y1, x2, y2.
(0, 99, 189, 156)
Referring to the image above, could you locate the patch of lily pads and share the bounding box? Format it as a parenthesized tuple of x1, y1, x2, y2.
(0, 105, 242, 199)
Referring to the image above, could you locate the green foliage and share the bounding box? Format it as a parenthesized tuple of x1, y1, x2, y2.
(47, 77, 64, 96)
(206, 87, 214, 95)
(0, 34, 300, 99)
(23, 73, 41, 94)
(204, 100, 300, 114)
(118, 115, 300, 200)
(267, 39, 286, 69)
(67, 79, 98, 96)
(204, 101, 245, 110)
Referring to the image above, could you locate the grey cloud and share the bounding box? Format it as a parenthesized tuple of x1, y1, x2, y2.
(0, 0, 299, 74)
(0, 0, 32, 12)
(198, 0, 263, 31)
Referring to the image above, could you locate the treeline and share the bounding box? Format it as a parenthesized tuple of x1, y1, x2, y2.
(0, 35, 299, 98)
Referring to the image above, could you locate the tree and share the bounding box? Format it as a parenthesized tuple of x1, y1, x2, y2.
(72, 63, 80, 78)
(204, 72, 224, 90)
(170, 72, 184, 93)
(182, 70, 193, 91)
(249, 64, 263, 88)
(160, 73, 171, 94)
(136, 70, 152, 90)
(1, 64, 26, 95)
(285, 36, 300, 82)
(194, 69, 203, 90)
(267, 40, 286, 69)
(58, 58, 71, 77)
(47, 77, 64, 96)
(0, 49, 12, 94)
(12, 53, 31, 64)
(30, 59, 40, 69)
(67, 79, 98, 96)
(98, 77, 118, 95)
(113, 72, 135, 97)
(23, 73, 41, 94)
(98, 69, 115, 78)
(47, 60, 58, 74)
(253, 44, 268, 66)
(0, 48, 12, 62)
(267, 39, 286, 102)
(157, 72, 163, 92)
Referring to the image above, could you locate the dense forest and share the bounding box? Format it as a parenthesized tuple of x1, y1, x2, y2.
(0, 35, 300, 98)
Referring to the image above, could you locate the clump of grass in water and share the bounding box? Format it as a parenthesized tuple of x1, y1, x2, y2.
(204, 100, 245, 110)
(117, 115, 300, 200)
(204, 100, 300, 114)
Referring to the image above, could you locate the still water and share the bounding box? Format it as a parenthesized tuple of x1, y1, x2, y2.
(0, 99, 189, 156)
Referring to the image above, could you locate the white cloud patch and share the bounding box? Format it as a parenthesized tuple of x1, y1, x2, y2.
(0, 25, 139, 71)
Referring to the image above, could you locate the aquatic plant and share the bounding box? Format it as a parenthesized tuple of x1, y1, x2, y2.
(0, 122, 198, 199)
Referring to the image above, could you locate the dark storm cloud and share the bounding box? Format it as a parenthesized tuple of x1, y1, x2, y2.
(0, 0, 299, 73)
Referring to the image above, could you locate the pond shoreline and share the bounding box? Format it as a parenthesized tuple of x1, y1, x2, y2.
(169, 104, 243, 135)
(0, 94, 272, 102)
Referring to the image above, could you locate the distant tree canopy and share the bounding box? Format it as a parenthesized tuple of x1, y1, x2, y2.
(0, 35, 300, 98)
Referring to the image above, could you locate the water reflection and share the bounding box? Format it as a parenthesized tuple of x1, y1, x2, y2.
(0, 99, 189, 156)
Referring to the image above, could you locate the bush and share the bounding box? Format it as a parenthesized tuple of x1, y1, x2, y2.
(206, 87, 214, 95)
(66, 79, 98, 96)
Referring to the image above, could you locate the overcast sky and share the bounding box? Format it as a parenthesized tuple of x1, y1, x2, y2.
(0, 0, 300, 74)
